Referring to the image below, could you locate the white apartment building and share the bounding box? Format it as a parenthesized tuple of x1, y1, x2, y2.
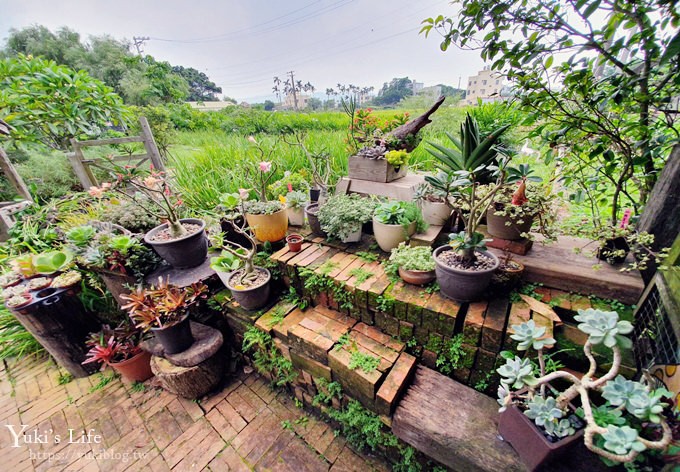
(465, 67, 504, 105)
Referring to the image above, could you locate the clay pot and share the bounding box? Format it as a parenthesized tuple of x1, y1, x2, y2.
(398, 267, 436, 286)
(145, 218, 208, 269)
(110, 350, 153, 382)
(225, 267, 271, 311)
(486, 207, 534, 241)
(433, 246, 499, 302)
(151, 314, 194, 354)
(492, 260, 525, 292)
(286, 234, 303, 252)
(373, 218, 416, 252)
(245, 207, 288, 243)
(597, 237, 630, 264)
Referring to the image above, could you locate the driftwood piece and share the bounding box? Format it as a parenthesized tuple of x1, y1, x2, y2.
(150, 354, 224, 399)
(142, 321, 223, 367)
(384, 95, 446, 150)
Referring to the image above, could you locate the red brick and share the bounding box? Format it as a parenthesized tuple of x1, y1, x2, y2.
(375, 352, 417, 416)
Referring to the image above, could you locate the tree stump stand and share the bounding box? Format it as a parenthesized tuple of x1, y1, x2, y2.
(143, 321, 225, 399)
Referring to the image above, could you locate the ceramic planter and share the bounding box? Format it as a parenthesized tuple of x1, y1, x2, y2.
(433, 245, 499, 301)
(597, 236, 630, 264)
(341, 228, 362, 243)
(145, 218, 208, 269)
(151, 314, 194, 354)
(245, 207, 288, 242)
(419, 200, 451, 227)
(305, 203, 325, 237)
(398, 267, 436, 286)
(110, 350, 153, 382)
(486, 208, 534, 241)
(225, 267, 271, 311)
(288, 207, 305, 226)
(286, 234, 303, 252)
(498, 404, 584, 472)
(373, 218, 416, 252)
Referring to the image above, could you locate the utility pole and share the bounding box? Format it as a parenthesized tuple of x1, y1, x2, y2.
(287, 71, 299, 110)
(132, 36, 150, 56)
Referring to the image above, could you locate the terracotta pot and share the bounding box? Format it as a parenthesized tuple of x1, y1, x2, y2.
(287, 207, 305, 226)
(286, 234, 303, 252)
(498, 404, 584, 472)
(151, 314, 194, 354)
(245, 207, 288, 242)
(341, 228, 362, 243)
(433, 245, 499, 301)
(145, 218, 208, 268)
(110, 350, 153, 382)
(419, 200, 451, 226)
(398, 267, 436, 286)
(486, 207, 534, 241)
(226, 267, 271, 311)
(372, 218, 416, 252)
(305, 203, 325, 237)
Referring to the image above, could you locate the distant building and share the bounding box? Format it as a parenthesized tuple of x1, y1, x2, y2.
(465, 67, 505, 105)
(187, 101, 236, 112)
(409, 80, 424, 94)
(282, 93, 310, 110)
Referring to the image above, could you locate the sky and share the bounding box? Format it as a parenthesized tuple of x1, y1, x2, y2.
(0, 0, 486, 102)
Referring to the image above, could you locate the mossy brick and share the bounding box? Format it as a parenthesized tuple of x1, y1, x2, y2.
(349, 330, 400, 365)
(549, 289, 572, 310)
(328, 347, 383, 409)
(406, 299, 424, 328)
(421, 349, 437, 369)
(462, 301, 487, 346)
(288, 245, 323, 267)
(481, 297, 510, 353)
(273, 338, 292, 362)
(374, 311, 390, 332)
(460, 344, 478, 369)
(474, 348, 497, 374)
(298, 310, 353, 342)
(375, 352, 417, 417)
(271, 308, 308, 343)
(360, 310, 374, 326)
(421, 307, 440, 332)
(570, 295, 592, 312)
(355, 262, 384, 293)
(290, 350, 332, 381)
(534, 286, 552, 303)
(353, 322, 404, 353)
(368, 277, 393, 311)
(425, 332, 443, 352)
(558, 322, 589, 346)
(313, 305, 357, 328)
(384, 315, 400, 337)
(435, 312, 457, 338)
(413, 325, 430, 345)
(335, 258, 366, 282)
(288, 323, 336, 364)
(298, 245, 333, 268)
(254, 302, 297, 334)
(399, 321, 414, 340)
(453, 367, 471, 384)
(504, 301, 531, 350)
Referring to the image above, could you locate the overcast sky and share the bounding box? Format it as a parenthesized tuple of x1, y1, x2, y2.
(1, 0, 485, 102)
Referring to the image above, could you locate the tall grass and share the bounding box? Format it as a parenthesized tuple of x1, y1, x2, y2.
(0, 306, 43, 361)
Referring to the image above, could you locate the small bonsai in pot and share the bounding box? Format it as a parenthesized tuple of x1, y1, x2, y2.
(497, 310, 673, 471)
(318, 194, 377, 243)
(92, 162, 208, 269)
(372, 201, 427, 252)
(425, 113, 511, 301)
(121, 277, 208, 354)
(82, 322, 153, 382)
(211, 196, 273, 311)
(284, 190, 308, 226)
(384, 243, 436, 286)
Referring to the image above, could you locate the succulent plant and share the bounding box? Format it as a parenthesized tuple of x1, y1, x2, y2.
(51, 270, 82, 288)
(550, 418, 576, 438)
(33, 251, 73, 275)
(573, 308, 633, 349)
(66, 225, 96, 247)
(602, 425, 646, 455)
(602, 376, 672, 423)
(510, 319, 555, 351)
(497, 356, 536, 389)
(524, 395, 564, 429)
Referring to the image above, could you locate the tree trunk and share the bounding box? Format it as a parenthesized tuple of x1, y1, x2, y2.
(150, 355, 224, 399)
(383, 96, 446, 150)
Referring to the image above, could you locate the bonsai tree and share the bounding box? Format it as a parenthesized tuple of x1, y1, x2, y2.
(425, 113, 511, 266)
(497, 308, 673, 464)
(245, 136, 279, 201)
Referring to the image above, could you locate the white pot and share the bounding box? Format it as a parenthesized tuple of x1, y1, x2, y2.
(341, 228, 362, 243)
(373, 218, 416, 252)
(288, 207, 305, 226)
(420, 200, 451, 226)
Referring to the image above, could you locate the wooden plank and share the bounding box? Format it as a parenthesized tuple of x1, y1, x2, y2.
(335, 258, 366, 282)
(327, 254, 358, 278)
(83, 153, 149, 164)
(75, 135, 145, 147)
(139, 116, 166, 170)
(0, 148, 32, 201)
(68, 140, 97, 188)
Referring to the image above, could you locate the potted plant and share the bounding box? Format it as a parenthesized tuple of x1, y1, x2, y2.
(318, 194, 376, 243)
(5, 292, 32, 310)
(32, 250, 73, 275)
(384, 243, 436, 285)
(284, 190, 308, 226)
(121, 277, 208, 354)
(286, 234, 303, 252)
(373, 201, 426, 252)
(486, 164, 556, 241)
(497, 309, 673, 471)
(211, 198, 272, 310)
(0, 271, 22, 288)
(92, 163, 208, 269)
(425, 113, 511, 301)
(51, 270, 82, 289)
(282, 131, 335, 203)
(82, 322, 153, 382)
(413, 180, 452, 226)
(305, 202, 325, 236)
(492, 252, 525, 292)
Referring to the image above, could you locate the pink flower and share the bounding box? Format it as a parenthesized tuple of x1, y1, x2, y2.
(143, 176, 161, 188)
(238, 188, 250, 199)
(248, 136, 257, 144)
(259, 161, 272, 173)
(88, 186, 105, 198)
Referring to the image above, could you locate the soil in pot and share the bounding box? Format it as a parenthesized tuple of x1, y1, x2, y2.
(151, 315, 194, 355)
(434, 246, 499, 302)
(597, 236, 630, 264)
(486, 207, 534, 241)
(111, 350, 153, 382)
(145, 218, 208, 269)
(226, 267, 271, 311)
(398, 267, 436, 286)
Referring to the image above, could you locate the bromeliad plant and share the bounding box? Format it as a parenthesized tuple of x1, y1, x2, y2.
(426, 112, 511, 266)
(82, 322, 144, 368)
(121, 277, 208, 331)
(497, 309, 673, 464)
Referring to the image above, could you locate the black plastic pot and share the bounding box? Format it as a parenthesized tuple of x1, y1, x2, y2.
(145, 218, 208, 269)
(597, 236, 630, 264)
(226, 267, 271, 311)
(151, 314, 194, 354)
(433, 245, 499, 302)
(305, 203, 326, 237)
(310, 188, 321, 203)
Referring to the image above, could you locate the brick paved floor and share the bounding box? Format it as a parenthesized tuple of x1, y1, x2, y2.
(0, 355, 391, 471)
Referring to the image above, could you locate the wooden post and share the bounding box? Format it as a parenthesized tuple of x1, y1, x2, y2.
(68, 139, 98, 188)
(0, 147, 33, 202)
(139, 116, 165, 171)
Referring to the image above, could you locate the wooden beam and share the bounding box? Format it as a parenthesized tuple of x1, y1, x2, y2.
(139, 116, 165, 171)
(0, 147, 33, 202)
(76, 135, 145, 146)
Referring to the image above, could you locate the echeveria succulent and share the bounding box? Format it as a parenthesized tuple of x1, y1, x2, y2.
(601, 376, 649, 413)
(573, 308, 633, 349)
(497, 356, 536, 389)
(510, 320, 555, 351)
(602, 425, 646, 455)
(627, 387, 672, 424)
(548, 418, 575, 438)
(524, 396, 564, 430)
